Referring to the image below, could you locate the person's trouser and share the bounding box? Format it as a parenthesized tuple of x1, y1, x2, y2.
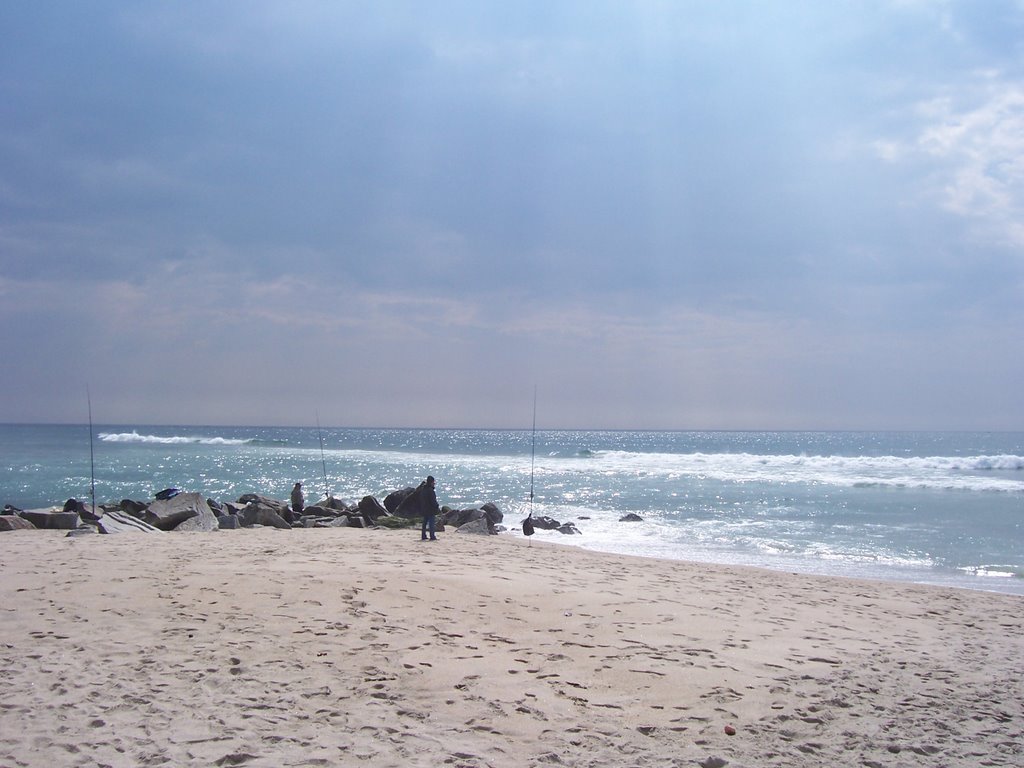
(421, 514, 436, 540)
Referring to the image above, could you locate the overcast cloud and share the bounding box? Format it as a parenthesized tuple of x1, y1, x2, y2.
(2, 1, 1022, 429)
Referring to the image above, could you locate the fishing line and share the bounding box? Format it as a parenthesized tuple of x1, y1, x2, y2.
(87, 386, 96, 517)
(316, 411, 329, 502)
(530, 384, 537, 514)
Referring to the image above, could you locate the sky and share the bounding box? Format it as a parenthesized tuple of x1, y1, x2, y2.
(1, 1, 1023, 430)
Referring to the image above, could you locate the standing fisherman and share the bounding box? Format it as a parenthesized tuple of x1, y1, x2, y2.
(290, 482, 305, 519)
(419, 476, 441, 541)
(397, 475, 442, 540)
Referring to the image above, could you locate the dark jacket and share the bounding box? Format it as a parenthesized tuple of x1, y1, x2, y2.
(397, 483, 422, 517)
(420, 483, 440, 518)
(400, 481, 440, 518)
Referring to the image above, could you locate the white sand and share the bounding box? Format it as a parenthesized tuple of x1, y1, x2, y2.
(1, 528, 1022, 767)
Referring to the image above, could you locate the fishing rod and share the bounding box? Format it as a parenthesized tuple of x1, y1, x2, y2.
(530, 384, 537, 514)
(525, 385, 537, 547)
(316, 411, 329, 502)
(87, 386, 96, 518)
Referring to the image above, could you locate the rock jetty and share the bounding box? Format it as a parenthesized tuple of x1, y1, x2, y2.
(1, 487, 613, 537)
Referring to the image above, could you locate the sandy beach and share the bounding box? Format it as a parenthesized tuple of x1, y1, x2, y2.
(1, 528, 1021, 767)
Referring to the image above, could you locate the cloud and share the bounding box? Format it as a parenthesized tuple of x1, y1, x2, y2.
(2, 1, 1023, 429)
(915, 75, 1024, 245)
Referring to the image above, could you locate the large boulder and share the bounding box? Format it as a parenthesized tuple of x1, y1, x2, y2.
(481, 503, 503, 526)
(238, 494, 289, 514)
(384, 487, 416, 514)
(63, 498, 101, 522)
(119, 499, 149, 517)
(443, 507, 485, 528)
(18, 508, 81, 530)
(358, 495, 389, 522)
(218, 499, 288, 528)
(174, 503, 219, 532)
(97, 510, 161, 534)
(0, 515, 36, 532)
(456, 517, 494, 536)
(145, 492, 218, 532)
(217, 514, 241, 530)
(300, 505, 338, 519)
(317, 496, 351, 511)
(531, 515, 563, 531)
(254, 505, 291, 529)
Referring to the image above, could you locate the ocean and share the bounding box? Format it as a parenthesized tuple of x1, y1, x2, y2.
(2, 424, 1022, 596)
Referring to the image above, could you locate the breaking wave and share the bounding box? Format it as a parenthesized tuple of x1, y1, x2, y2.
(567, 451, 1024, 493)
(98, 431, 251, 446)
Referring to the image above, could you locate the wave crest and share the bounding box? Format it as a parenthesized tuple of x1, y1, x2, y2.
(575, 450, 1024, 493)
(98, 431, 250, 446)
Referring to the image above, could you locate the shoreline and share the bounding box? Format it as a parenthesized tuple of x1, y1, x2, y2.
(511, 528, 1024, 598)
(2, 528, 1021, 767)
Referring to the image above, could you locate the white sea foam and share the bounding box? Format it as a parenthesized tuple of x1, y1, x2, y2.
(559, 450, 1024, 493)
(956, 564, 1023, 579)
(98, 431, 249, 446)
(318, 445, 1024, 495)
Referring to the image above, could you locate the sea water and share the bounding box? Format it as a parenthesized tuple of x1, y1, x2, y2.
(2, 424, 1022, 595)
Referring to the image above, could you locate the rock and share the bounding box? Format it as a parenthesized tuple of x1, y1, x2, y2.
(238, 494, 288, 513)
(358, 495, 389, 521)
(3, 504, 24, 514)
(96, 510, 161, 534)
(456, 517, 494, 536)
(444, 507, 485, 527)
(119, 499, 149, 517)
(619, 513, 644, 522)
(301, 505, 336, 518)
(233, 498, 289, 526)
(318, 496, 351, 511)
(384, 487, 416, 514)
(145, 492, 218, 532)
(64, 498, 100, 522)
(217, 515, 240, 530)
(531, 515, 563, 530)
(254, 505, 291, 529)
(481, 502, 503, 525)
(144, 508, 198, 530)
(557, 522, 582, 535)
(216, 501, 259, 527)
(0, 515, 36, 532)
(18, 508, 81, 530)
(700, 758, 728, 768)
(141, 500, 190, 527)
(395, 489, 428, 518)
